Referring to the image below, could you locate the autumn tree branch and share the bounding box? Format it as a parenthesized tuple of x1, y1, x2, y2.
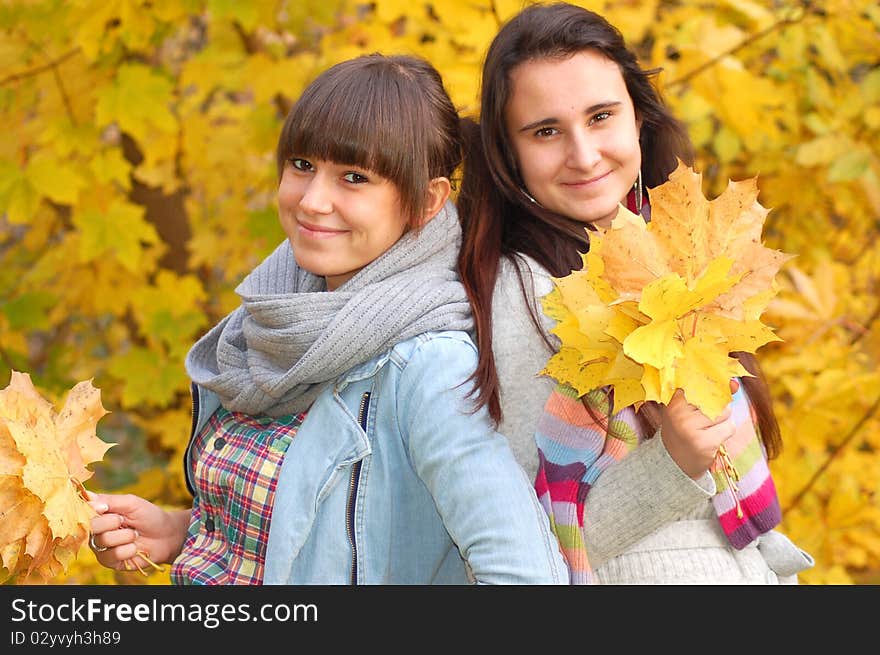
(665, 3, 812, 91)
(785, 393, 880, 512)
(488, 1, 503, 28)
(0, 48, 80, 86)
(853, 302, 880, 346)
(50, 58, 78, 126)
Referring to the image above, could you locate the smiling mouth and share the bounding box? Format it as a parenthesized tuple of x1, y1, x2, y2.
(562, 171, 612, 187)
(297, 220, 347, 239)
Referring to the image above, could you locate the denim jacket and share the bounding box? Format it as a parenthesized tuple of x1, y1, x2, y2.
(186, 330, 568, 585)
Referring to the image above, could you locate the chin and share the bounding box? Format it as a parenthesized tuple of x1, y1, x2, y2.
(291, 252, 323, 276)
(569, 211, 616, 226)
(551, 198, 615, 225)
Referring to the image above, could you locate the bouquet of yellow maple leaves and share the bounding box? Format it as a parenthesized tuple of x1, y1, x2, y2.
(0, 371, 114, 583)
(541, 161, 794, 419)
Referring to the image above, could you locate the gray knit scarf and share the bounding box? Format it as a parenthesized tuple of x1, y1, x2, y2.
(184, 200, 473, 417)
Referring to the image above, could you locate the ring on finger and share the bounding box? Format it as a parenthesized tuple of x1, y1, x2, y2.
(89, 533, 109, 552)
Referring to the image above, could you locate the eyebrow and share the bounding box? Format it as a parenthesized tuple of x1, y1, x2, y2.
(517, 101, 623, 133)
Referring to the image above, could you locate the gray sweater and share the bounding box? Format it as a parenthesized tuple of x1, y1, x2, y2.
(491, 254, 813, 583)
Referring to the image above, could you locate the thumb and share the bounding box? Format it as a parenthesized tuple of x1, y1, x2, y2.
(102, 493, 149, 516)
(729, 378, 741, 395)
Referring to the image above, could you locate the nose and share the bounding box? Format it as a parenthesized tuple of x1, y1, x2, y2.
(298, 173, 333, 215)
(565, 129, 601, 170)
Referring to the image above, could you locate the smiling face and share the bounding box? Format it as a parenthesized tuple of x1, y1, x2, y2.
(277, 156, 411, 290)
(504, 49, 642, 228)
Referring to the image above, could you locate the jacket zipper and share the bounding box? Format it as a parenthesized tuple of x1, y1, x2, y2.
(183, 382, 200, 497)
(346, 391, 370, 585)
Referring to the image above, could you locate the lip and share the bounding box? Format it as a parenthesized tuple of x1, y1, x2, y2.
(296, 219, 348, 239)
(560, 170, 612, 187)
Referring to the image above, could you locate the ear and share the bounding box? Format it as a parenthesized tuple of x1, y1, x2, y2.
(417, 176, 452, 226)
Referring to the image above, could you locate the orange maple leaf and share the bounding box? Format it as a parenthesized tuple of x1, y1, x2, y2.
(0, 371, 114, 583)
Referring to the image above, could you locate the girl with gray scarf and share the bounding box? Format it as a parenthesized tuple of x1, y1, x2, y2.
(87, 53, 567, 585)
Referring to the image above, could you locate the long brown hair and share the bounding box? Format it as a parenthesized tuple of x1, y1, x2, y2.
(277, 53, 463, 228)
(457, 2, 781, 457)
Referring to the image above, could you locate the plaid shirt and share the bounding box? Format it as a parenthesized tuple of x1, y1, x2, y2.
(171, 407, 305, 585)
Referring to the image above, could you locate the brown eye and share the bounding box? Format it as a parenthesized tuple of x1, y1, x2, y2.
(290, 157, 313, 172)
(589, 111, 612, 125)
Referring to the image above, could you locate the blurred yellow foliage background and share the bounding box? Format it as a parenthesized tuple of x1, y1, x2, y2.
(1, 0, 878, 585)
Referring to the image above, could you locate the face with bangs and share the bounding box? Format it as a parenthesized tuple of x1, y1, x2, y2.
(277, 151, 411, 291)
(275, 56, 452, 290)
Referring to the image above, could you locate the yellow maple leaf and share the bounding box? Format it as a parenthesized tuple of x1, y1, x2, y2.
(588, 208, 670, 303)
(542, 161, 793, 418)
(0, 371, 114, 583)
(648, 165, 794, 320)
(542, 266, 644, 399)
(672, 335, 751, 415)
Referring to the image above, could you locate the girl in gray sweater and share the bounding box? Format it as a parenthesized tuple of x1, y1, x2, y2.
(456, 2, 813, 584)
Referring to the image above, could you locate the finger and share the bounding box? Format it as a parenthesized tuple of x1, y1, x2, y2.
(102, 493, 147, 517)
(725, 419, 737, 441)
(703, 418, 737, 446)
(709, 405, 733, 425)
(678, 399, 731, 428)
(730, 378, 741, 395)
(90, 512, 127, 535)
(87, 492, 109, 514)
(666, 388, 698, 412)
(109, 542, 141, 565)
(96, 527, 140, 551)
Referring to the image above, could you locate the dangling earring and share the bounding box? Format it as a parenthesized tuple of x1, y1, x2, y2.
(633, 168, 643, 216)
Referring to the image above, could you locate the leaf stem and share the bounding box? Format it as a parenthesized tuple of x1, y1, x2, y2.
(131, 551, 165, 575)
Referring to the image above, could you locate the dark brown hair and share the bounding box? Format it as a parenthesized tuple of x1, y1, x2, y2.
(457, 2, 781, 457)
(276, 53, 462, 226)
